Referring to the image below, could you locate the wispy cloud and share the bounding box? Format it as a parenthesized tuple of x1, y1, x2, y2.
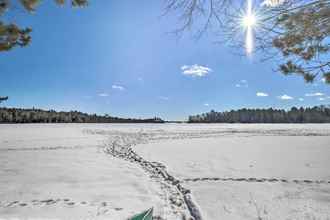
(278, 94, 294, 100)
(262, 0, 285, 7)
(319, 97, 325, 101)
(83, 95, 92, 99)
(112, 85, 125, 91)
(305, 92, 324, 97)
(235, 80, 248, 88)
(181, 64, 212, 77)
(98, 93, 109, 97)
(158, 96, 169, 101)
(298, 98, 304, 101)
(204, 103, 210, 106)
(256, 92, 268, 97)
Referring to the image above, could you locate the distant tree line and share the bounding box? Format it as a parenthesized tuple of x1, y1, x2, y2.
(188, 106, 330, 123)
(0, 107, 164, 123)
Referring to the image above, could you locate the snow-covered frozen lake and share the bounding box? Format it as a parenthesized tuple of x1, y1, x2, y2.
(0, 123, 330, 219)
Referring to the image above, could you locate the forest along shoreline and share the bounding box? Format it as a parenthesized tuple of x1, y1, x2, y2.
(2, 105, 330, 124)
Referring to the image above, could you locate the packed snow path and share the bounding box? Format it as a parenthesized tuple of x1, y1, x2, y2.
(103, 134, 203, 220)
(183, 177, 330, 184)
(1, 123, 330, 219)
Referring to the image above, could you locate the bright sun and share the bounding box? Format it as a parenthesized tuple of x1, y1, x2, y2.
(241, 0, 258, 55)
(242, 14, 257, 28)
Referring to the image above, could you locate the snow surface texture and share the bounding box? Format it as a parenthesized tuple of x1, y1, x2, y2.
(0, 123, 330, 219)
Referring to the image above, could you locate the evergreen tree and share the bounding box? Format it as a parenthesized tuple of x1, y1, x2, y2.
(0, 107, 165, 124)
(0, 0, 88, 52)
(188, 105, 330, 123)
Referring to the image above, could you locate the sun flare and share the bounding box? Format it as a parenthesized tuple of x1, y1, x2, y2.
(241, 0, 258, 55)
(242, 13, 257, 28)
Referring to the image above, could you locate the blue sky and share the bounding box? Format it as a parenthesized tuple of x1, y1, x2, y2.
(0, 0, 329, 120)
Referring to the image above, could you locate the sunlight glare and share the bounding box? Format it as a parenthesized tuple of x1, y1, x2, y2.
(246, 25, 254, 54)
(242, 0, 257, 55)
(243, 14, 257, 28)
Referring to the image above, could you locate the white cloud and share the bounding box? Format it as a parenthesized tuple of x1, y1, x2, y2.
(278, 94, 294, 100)
(158, 96, 169, 101)
(305, 92, 324, 97)
(262, 0, 285, 7)
(181, 64, 212, 77)
(235, 80, 248, 88)
(256, 92, 268, 97)
(204, 103, 210, 106)
(298, 98, 304, 101)
(112, 85, 125, 91)
(98, 93, 109, 97)
(319, 97, 325, 101)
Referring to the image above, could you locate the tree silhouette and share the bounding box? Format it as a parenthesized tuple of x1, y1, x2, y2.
(188, 106, 330, 123)
(0, 106, 164, 123)
(0, 0, 88, 52)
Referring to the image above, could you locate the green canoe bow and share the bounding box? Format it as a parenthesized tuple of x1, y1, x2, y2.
(130, 207, 153, 220)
